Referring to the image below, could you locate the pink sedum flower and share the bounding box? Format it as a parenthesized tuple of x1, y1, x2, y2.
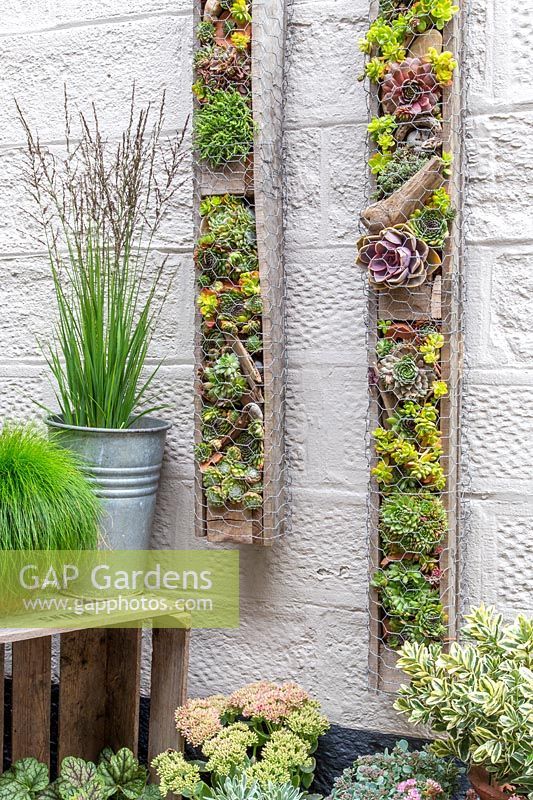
(229, 680, 310, 723)
(175, 694, 227, 746)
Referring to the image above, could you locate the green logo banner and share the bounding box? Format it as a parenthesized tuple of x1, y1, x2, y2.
(0, 550, 239, 630)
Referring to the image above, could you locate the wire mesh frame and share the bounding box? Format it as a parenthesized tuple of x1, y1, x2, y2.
(361, 3, 466, 691)
(192, 0, 290, 545)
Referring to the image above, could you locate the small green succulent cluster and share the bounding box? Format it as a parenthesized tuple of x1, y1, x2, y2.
(196, 196, 264, 511)
(195, 89, 254, 168)
(202, 442, 263, 509)
(409, 188, 456, 248)
(373, 149, 432, 199)
(379, 491, 447, 555)
(373, 400, 445, 492)
(372, 562, 447, 647)
(359, 0, 459, 80)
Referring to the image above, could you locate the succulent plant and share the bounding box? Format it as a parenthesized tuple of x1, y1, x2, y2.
(371, 562, 447, 646)
(194, 44, 251, 94)
(195, 89, 254, 168)
(203, 352, 248, 405)
(197, 21, 216, 44)
(379, 491, 448, 555)
(373, 149, 432, 199)
(378, 342, 434, 400)
(381, 58, 440, 118)
(408, 208, 450, 248)
(357, 224, 441, 290)
(246, 334, 263, 354)
(408, 188, 456, 248)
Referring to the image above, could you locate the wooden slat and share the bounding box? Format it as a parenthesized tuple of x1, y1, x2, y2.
(104, 629, 142, 754)
(206, 506, 255, 544)
(251, 0, 287, 545)
(12, 637, 51, 765)
(148, 628, 190, 776)
(438, 8, 463, 644)
(59, 629, 108, 763)
(199, 159, 254, 197)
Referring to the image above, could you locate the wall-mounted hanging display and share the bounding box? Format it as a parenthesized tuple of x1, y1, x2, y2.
(358, 0, 463, 689)
(193, 0, 288, 545)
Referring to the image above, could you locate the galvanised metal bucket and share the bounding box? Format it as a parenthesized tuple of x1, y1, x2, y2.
(46, 416, 171, 550)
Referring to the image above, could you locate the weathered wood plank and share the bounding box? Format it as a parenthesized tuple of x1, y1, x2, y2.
(206, 506, 255, 544)
(105, 629, 142, 754)
(12, 637, 52, 765)
(148, 628, 190, 778)
(252, 0, 287, 546)
(59, 629, 107, 763)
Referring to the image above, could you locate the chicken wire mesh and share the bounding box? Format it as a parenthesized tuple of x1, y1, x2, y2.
(192, 0, 289, 545)
(358, 0, 465, 689)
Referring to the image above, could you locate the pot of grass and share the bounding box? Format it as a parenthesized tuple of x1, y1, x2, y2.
(18, 91, 186, 550)
(0, 424, 100, 550)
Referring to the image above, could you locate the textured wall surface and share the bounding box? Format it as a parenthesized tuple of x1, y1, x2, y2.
(462, 0, 533, 621)
(0, 0, 531, 739)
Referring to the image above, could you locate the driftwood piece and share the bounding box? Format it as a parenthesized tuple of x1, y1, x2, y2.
(224, 333, 264, 404)
(408, 30, 443, 58)
(361, 155, 445, 232)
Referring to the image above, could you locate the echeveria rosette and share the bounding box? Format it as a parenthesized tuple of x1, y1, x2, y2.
(378, 343, 434, 400)
(409, 208, 450, 248)
(381, 58, 440, 118)
(357, 224, 441, 290)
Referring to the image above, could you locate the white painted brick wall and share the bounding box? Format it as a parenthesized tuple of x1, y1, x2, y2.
(0, 0, 531, 737)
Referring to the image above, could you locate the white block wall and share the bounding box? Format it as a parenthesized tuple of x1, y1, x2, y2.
(0, 0, 531, 736)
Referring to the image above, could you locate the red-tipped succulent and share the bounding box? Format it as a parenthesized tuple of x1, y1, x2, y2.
(357, 224, 441, 289)
(381, 58, 440, 118)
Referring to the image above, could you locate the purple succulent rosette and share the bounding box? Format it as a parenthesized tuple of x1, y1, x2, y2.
(381, 57, 440, 118)
(357, 224, 441, 289)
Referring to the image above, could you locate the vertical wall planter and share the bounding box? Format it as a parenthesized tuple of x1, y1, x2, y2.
(358, 1, 463, 689)
(193, 0, 287, 545)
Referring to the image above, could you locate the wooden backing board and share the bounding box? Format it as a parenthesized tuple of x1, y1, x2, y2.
(195, 0, 287, 545)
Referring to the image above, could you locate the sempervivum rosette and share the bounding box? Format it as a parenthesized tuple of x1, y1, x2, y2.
(381, 58, 440, 118)
(377, 342, 434, 400)
(357, 224, 441, 290)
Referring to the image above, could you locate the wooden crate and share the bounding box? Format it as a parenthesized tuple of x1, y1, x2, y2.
(0, 624, 189, 771)
(194, 0, 287, 546)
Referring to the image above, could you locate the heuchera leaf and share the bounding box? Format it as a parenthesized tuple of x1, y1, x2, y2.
(97, 749, 147, 799)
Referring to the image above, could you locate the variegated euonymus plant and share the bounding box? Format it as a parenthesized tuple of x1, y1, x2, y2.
(394, 605, 533, 798)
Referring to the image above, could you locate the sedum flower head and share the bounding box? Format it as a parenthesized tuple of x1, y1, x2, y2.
(229, 681, 310, 723)
(202, 722, 258, 776)
(254, 730, 311, 784)
(175, 694, 227, 746)
(151, 750, 201, 797)
(286, 700, 330, 741)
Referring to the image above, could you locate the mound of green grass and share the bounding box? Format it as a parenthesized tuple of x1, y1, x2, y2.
(0, 424, 100, 549)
